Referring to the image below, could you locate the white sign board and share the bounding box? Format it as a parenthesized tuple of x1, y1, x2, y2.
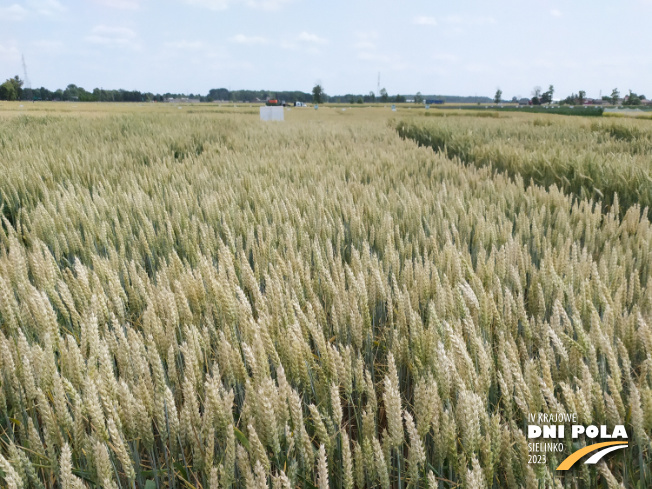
(260, 106, 284, 121)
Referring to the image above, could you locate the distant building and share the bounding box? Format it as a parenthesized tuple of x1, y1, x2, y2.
(583, 98, 604, 105)
(167, 97, 200, 104)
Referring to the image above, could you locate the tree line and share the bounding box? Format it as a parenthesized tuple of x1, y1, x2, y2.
(0, 77, 312, 103)
(0, 76, 201, 102)
(8, 74, 644, 107)
(0, 75, 487, 105)
(493, 85, 648, 106)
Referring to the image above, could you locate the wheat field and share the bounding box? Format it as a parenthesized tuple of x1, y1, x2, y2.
(396, 113, 652, 215)
(0, 103, 651, 488)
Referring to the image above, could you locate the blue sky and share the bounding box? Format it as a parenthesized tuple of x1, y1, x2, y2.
(1, 0, 651, 98)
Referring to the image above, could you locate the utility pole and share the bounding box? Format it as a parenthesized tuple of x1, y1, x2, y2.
(22, 55, 31, 88)
(21, 54, 33, 101)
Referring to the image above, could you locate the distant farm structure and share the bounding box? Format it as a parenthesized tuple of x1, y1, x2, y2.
(167, 97, 200, 104)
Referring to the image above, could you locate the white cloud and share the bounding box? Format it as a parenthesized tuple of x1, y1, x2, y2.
(354, 31, 378, 43)
(357, 52, 390, 63)
(184, 0, 230, 10)
(183, 0, 292, 11)
(464, 62, 490, 73)
(94, 0, 141, 9)
(0, 42, 20, 61)
(30, 0, 66, 16)
(354, 40, 375, 50)
(473, 16, 496, 24)
(414, 16, 437, 26)
(297, 31, 328, 44)
(230, 34, 268, 45)
(353, 32, 383, 62)
(86, 25, 138, 47)
(550, 9, 562, 17)
(0, 1, 65, 20)
(164, 40, 205, 50)
(531, 57, 555, 69)
(32, 39, 65, 53)
(431, 53, 458, 62)
(0, 4, 29, 21)
(442, 14, 462, 24)
(280, 32, 327, 53)
(246, 0, 292, 10)
(443, 14, 495, 25)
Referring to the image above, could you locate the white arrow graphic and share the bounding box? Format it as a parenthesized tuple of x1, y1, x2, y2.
(584, 444, 628, 465)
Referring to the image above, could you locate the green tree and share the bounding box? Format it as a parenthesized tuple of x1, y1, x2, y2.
(531, 86, 542, 105)
(624, 90, 642, 106)
(380, 87, 388, 103)
(414, 92, 423, 104)
(540, 85, 554, 104)
(562, 93, 577, 105)
(312, 84, 324, 104)
(494, 89, 502, 104)
(578, 90, 586, 105)
(0, 81, 17, 101)
(0, 76, 23, 101)
(611, 88, 620, 105)
(63, 84, 80, 101)
(368, 91, 376, 103)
